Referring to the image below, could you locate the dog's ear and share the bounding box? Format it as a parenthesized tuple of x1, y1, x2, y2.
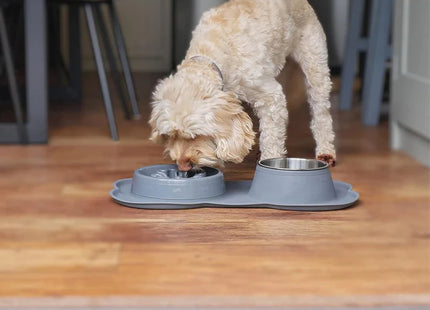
(213, 94, 255, 163)
(149, 129, 168, 144)
(149, 95, 171, 144)
(148, 109, 161, 143)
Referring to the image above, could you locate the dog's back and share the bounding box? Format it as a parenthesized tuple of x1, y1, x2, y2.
(186, 0, 317, 83)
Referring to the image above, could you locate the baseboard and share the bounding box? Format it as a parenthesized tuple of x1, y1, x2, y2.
(391, 120, 430, 167)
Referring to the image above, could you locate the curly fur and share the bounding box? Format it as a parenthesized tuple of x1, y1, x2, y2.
(150, 0, 336, 171)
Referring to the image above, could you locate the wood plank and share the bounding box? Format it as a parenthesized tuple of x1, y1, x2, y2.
(0, 243, 120, 272)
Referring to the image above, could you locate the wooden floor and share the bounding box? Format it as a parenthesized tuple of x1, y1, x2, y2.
(0, 72, 429, 308)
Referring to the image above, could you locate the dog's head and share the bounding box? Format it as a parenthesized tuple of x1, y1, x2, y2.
(149, 74, 255, 171)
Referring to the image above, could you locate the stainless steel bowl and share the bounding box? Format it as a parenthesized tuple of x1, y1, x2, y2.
(249, 157, 336, 204)
(259, 158, 328, 170)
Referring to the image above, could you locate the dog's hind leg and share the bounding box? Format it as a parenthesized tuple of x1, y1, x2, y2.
(292, 19, 336, 166)
(250, 80, 288, 160)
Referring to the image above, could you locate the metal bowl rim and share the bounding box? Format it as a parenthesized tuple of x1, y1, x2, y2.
(258, 158, 329, 171)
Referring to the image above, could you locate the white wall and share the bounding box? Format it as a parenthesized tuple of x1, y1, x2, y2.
(65, 0, 172, 72)
(78, 0, 225, 72)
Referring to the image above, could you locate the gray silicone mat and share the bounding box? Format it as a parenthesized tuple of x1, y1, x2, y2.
(110, 179, 359, 211)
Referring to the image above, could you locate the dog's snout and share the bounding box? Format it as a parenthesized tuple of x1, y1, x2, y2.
(177, 158, 192, 171)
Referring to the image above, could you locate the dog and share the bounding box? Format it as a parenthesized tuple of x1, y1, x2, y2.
(149, 0, 336, 171)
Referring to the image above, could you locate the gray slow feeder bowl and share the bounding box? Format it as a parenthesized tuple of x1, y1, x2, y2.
(110, 158, 359, 211)
(131, 164, 225, 200)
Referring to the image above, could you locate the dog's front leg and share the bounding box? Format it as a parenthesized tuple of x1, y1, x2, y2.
(251, 80, 288, 160)
(293, 21, 336, 166)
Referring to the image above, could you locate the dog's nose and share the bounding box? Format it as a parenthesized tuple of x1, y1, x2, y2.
(177, 159, 192, 171)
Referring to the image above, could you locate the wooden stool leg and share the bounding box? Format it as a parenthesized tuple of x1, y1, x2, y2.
(339, 0, 366, 111)
(361, 0, 393, 126)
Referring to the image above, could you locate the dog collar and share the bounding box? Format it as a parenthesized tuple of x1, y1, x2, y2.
(189, 55, 224, 90)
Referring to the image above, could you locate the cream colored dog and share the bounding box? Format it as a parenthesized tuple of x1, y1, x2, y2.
(150, 0, 336, 171)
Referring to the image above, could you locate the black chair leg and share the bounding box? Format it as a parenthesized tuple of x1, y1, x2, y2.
(108, 0, 140, 119)
(84, 3, 118, 141)
(0, 7, 27, 144)
(50, 4, 70, 86)
(94, 4, 131, 120)
(69, 4, 82, 100)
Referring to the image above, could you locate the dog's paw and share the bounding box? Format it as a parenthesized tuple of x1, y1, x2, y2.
(317, 154, 336, 167)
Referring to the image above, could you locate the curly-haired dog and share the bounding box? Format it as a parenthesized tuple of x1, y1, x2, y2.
(150, 0, 336, 171)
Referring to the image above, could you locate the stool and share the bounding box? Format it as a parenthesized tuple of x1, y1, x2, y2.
(52, 0, 140, 140)
(0, 0, 27, 143)
(339, 0, 393, 126)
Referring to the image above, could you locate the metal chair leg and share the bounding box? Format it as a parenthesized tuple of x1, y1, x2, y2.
(94, 4, 131, 120)
(0, 7, 27, 144)
(108, 0, 140, 119)
(84, 3, 118, 141)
